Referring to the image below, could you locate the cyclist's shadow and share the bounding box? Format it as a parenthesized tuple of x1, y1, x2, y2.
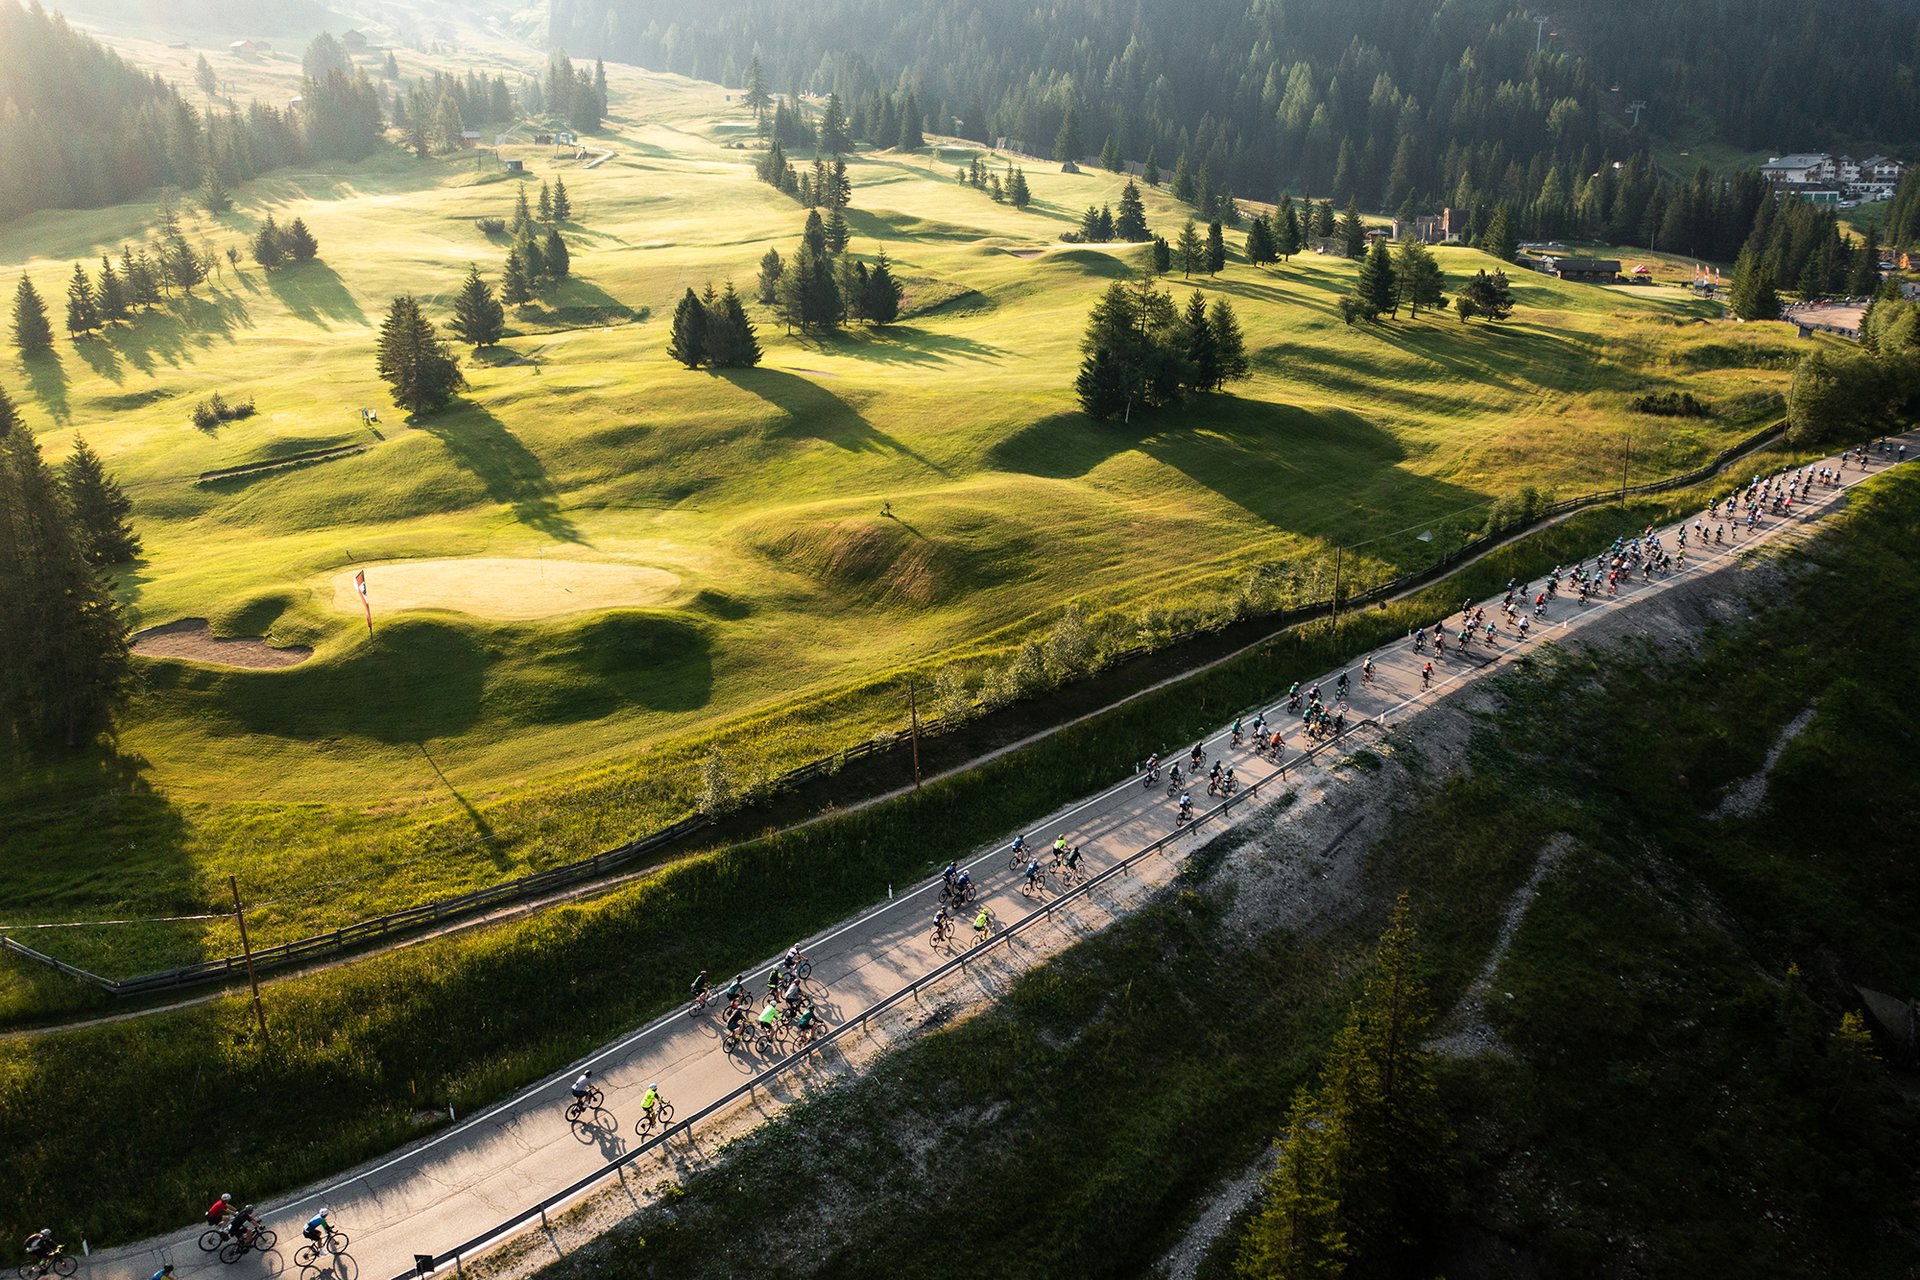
(569, 1106, 628, 1161)
(301, 1254, 358, 1279)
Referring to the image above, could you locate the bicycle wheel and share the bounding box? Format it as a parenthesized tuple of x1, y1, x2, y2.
(295, 1244, 321, 1268)
(53, 1262, 77, 1280)
(633, 1113, 654, 1138)
(565, 1101, 585, 1123)
(200, 1229, 226, 1252)
(255, 1229, 277, 1252)
(795, 959, 813, 980)
(219, 1241, 246, 1265)
(328, 1231, 350, 1254)
(657, 1101, 676, 1124)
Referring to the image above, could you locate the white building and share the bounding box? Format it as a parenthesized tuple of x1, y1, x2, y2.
(1760, 152, 1905, 202)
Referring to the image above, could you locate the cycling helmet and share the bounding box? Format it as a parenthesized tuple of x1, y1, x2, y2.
(222, 1194, 233, 1202)
(41, 1227, 51, 1235)
(582, 1069, 593, 1078)
(650, 1082, 659, 1090)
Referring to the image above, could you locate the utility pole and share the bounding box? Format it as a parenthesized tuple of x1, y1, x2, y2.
(1622, 434, 1632, 497)
(1628, 100, 1647, 128)
(1331, 544, 1343, 635)
(1533, 13, 1550, 52)
(229, 875, 269, 1050)
(907, 674, 923, 790)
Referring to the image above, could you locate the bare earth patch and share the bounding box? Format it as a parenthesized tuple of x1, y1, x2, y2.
(131, 618, 312, 670)
(329, 558, 681, 621)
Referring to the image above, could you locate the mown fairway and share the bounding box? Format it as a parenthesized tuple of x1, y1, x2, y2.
(1, 39, 1824, 984)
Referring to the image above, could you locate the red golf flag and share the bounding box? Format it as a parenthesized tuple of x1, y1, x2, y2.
(354, 569, 372, 634)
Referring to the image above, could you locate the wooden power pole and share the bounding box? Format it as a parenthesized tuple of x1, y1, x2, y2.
(230, 875, 270, 1050)
(907, 674, 923, 790)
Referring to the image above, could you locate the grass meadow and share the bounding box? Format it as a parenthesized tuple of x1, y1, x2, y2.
(0, 35, 1834, 986)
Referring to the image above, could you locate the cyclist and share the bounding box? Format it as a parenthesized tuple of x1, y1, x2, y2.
(1063, 844, 1083, 874)
(1422, 661, 1433, 689)
(1024, 857, 1043, 893)
(23, 1230, 55, 1265)
(1177, 792, 1193, 822)
(757, 1000, 783, 1032)
(1010, 834, 1026, 858)
(640, 1082, 663, 1123)
(783, 944, 805, 972)
(784, 977, 805, 1012)
(303, 1208, 334, 1247)
(1053, 833, 1067, 859)
(794, 1002, 817, 1035)
(690, 969, 710, 1003)
(150, 1268, 175, 1280)
(941, 861, 958, 889)
(723, 972, 747, 1003)
(973, 906, 992, 942)
(226, 1206, 262, 1244)
(1190, 742, 1204, 770)
(570, 1070, 596, 1101)
(206, 1194, 236, 1230)
(766, 966, 783, 997)
(933, 903, 952, 939)
(1361, 656, 1374, 684)
(1231, 717, 1242, 745)
(724, 999, 749, 1037)
(952, 869, 973, 902)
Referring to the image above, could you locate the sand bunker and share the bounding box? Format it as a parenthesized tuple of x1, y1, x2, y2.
(331, 557, 681, 621)
(132, 619, 312, 669)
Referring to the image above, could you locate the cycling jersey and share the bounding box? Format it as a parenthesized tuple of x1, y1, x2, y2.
(571, 1073, 592, 1097)
(759, 1003, 780, 1026)
(641, 1088, 659, 1112)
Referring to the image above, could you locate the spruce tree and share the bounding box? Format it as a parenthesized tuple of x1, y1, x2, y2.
(865, 248, 902, 325)
(1182, 290, 1218, 391)
(1096, 205, 1115, 242)
(1008, 167, 1032, 210)
(65, 264, 100, 338)
(375, 295, 466, 416)
(450, 265, 505, 348)
(1115, 180, 1149, 241)
(1480, 205, 1518, 262)
(802, 209, 828, 257)
(1152, 236, 1171, 274)
(1075, 341, 1128, 418)
(757, 247, 784, 305)
(62, 435, 140, 566)
(1279, 201, 1304, 260)
(825, 205, 850, 254)
(1052, 104, 1083, 164)
(1340, 198, 1368, 258)
(1171, 152, 1194, 203)
(1354, 239, 1398, 320)
(13, 276, 52, 357)
(1176, 220, 1203, 278)
(1394, 237, 1446, 317)
(511, 186, 533, 235)
(1245, 216, 1275, 265)
(1142, 147, 1160, 188)
(537, 180, 553, 222)
(551, 178, 572, 222)
(714, 281, 761, 367)
(667, 287, 707, 368)
(743, 56, 770, 121)
(1461, 269, 1515, 322)
(95, 257, 127, 324)
(896, 91, 923, 150)
(1206, 220, 1227, 275)
(200, 163, 232, 215)
(1313, 199, 1336, 238)
(541, 227, 569, 279)
(1100, 135, 1121, 172)
(501, 247, 534, 305)
(0, 395, 131, 748)
(816, 92, 851, 154)
(518, 231, 546, 281)
(252, 215, 284, 269)
(1210, 298, 1248, 384)
(283, 217, 319, 264)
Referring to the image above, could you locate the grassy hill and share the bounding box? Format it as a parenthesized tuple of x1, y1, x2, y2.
(1, 50, 1823, 984)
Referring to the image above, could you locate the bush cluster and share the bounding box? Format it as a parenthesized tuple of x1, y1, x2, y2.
(1629, 390, 1714, 417)
(190, 392, 256, 429)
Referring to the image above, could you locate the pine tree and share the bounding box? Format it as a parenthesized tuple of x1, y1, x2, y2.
(865, 248, 902, 325)
(537, 180, 553, 222)
(1340, 198, 1368, 258)
(757, 247, 784, 305)
(450, 265, 505, 348)
(518, 230, 546, 280)
(779, 240, 841, 333)
(667, 287, 707, 368)
(1075, 341, 1128, 418)
(839, 256, 867, 324)
(743, 56, 770, 121)
(1205, 220, 1227, 275)
(550, 177, 572, 222)
(65, 264, 100, 338)
(542, 227, 570, 279)
(1277, 196, 1303, 260)
(1100, 135, 1121, 172)
(829, 158, 853, 210)
(251, 215, 283, 268)
(283, 217, 319, 264)
(375, 295, 466, 416)
(193, 52, 218, 98)
(61, 435, 140, 566)
(0, 396, 132, 748)
(1354, 238, 1398, 320)
(1008, 166, 1032, 210)
(1152, 236, 1171, 274)
(383, 51, 399, 79)
(715, 281, 761, 367)
(95, 257, 127, 324)
(1313, 199, 1336, 239)
(1846, 228, 1879, 296)
(512, 186, 533, 235)
(1053, 104, 1083, 164)
(1182, 290, 1218, 391)
(1210, 298, 1248, 384)
(1096, 205, 1115, 241)
(1480, 205, 1518, 262)
(501, 246, 534, 305)
(1171, 152, 1194, 203)
(1142, 147, 1161, 188)
(817, 91, 851, 154)
(825, 205, 850, 254)
(1393, 237, 1446, 317)
(1461, 268, 1515, 322)
(1176, 220, 1203, 278)
(1115, 180, 1149, 241)
(13, 276, 52, 357)
(896, 91, 923, 150)
(802, 209, 828, 257)
(1730, 246, 1781, 321)
(200, 163, 231, 215)
(1245, 216, 1276, 265)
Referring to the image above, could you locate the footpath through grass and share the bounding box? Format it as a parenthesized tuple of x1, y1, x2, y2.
(532, 468, 1920, 1280)
(0, 447, 1865, 1245)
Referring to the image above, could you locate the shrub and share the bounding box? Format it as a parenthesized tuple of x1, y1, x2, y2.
(189, 392, 256, 429)
(1483, 485, 1551, 535)
(1629, 390, 1714, 418)
(474, 217, 507, 235)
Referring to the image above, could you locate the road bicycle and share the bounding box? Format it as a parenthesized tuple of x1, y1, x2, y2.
(18, 1247, 78, 1279)
(564, 1085, 604, 1122)
(930, 916, 954, 947)
(687, 983, 715, 1016)
(219, 1227, 278, 1265)
(633, 1099, 677, 1137)
(294, 1223, 351, 1268)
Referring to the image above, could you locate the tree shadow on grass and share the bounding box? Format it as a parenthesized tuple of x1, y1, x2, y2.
(20, 353, 70, 423)
(413, 402, 585, 544)
(266, 260, 366, 328)
(830, 325, 1007, 368)
(719, 366, 948, 475)
(75, 337, 124, 384)
(108, 292, 254, 377)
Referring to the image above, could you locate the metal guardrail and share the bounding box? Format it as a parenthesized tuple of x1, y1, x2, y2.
(1, 423, 1789, 999)
(382, 715, 1377, 1280)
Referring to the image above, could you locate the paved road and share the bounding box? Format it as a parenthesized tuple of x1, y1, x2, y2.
(76, 433, 1917, 1280)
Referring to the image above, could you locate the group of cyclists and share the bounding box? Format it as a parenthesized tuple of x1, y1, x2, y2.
(15, 1201, 346, 1276)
